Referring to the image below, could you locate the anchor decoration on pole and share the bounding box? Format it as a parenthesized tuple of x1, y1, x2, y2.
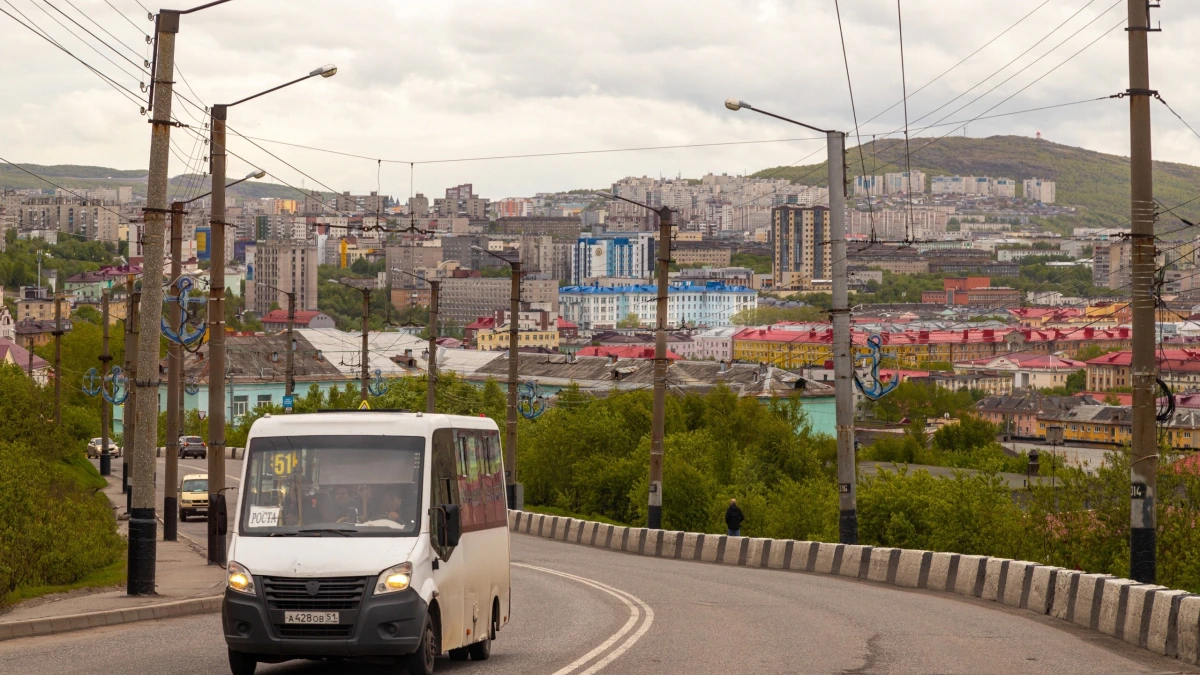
(368, 369, 389, 397)
(185, 374, 199, 397)
(82, 367, 103, 397)
(160, 276, 208, 347)
(518, 379, 547, 419)
(853, 334, 899, 401)
(102, 366, 129, 405)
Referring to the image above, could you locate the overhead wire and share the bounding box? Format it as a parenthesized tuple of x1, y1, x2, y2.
(833, 0, 877, 243)
(895, 0, 915, 244)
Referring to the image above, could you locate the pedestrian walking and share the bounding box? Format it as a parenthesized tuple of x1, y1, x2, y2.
(725, 498, 744, 536)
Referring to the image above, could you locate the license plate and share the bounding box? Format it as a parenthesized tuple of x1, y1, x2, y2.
(284, 611, 339, 624)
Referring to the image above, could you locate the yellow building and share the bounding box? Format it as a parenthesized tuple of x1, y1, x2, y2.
(476, 327, 559, 351)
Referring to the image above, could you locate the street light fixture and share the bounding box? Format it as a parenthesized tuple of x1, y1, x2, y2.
(393, 268, 440, 414)
(725, 96, 856, 545)
(469, 245, 523, 509)
(205, 67, 337, 567)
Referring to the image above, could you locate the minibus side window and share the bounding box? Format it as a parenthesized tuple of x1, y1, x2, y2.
(456, 430, 486, 531)
(481, 431, 504, 526)
(431, 429, 460, 559)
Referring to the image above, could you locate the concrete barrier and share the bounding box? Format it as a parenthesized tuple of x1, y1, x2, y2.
(954, 555, 988, 597)
(1177, 595, 1200, 665)
(505, 510, 1199, 668)
(925, 552, 957, 592)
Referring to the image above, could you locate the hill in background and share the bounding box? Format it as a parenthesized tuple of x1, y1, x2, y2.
(752, 135, 1200, 232)
(1, 164, 315, 202)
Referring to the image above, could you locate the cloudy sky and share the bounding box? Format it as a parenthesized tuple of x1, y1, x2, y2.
(3, 0, 1200, 200)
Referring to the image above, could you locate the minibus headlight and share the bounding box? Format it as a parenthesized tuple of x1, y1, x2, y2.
(227, 561, 255, 595)
(375, 562, 413, 595)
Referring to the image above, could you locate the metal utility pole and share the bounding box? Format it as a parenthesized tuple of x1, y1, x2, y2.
(828, 131, 857, 545)
(207, 102, 229, 566)
(164, 201, 184, 542)
(648, 207, 673, 530)
(722, 98, 857, 544)
(99, 291, 112, 476)
(129, 7, 180, 594)
(426, 280, 439, 414)
(507, 260, 521, 495)
(361, 287, 370, 402)
(53, 294, 62, 426)
(1126, 0, 1158, 584)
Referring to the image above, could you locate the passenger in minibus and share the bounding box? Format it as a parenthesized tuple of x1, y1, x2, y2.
(328, 486, 360, 523)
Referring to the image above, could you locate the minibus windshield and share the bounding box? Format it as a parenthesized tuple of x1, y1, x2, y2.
(240, 435, 424, 537)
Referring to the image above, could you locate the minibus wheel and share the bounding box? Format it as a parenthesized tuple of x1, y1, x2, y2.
(467, 634, 490, 661)
(405, 615, 436, 675)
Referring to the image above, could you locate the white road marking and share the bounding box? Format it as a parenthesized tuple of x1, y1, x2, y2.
(515, 563, 654, 675)
(156, 457, 241, 483)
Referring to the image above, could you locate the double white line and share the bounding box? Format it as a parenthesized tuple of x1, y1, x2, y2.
(514, 563, 654, 675)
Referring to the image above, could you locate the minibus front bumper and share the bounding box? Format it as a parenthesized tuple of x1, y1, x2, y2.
(222, 579, 428, 658)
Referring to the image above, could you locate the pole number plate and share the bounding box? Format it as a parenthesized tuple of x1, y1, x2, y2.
(838, 483, 852, 494)
(285, 611, 339, 624)
(1131, 483, 1148, 499)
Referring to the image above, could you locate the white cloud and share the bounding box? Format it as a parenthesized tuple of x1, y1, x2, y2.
(3, 0, 1200, 200)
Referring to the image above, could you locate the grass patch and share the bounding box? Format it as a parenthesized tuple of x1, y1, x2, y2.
(58, 453, 107, 491)
(1, 557, 126, 608)
(522, 504, 626, 527)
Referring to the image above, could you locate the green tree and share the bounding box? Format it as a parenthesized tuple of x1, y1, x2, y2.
(616, 313, 641, 328)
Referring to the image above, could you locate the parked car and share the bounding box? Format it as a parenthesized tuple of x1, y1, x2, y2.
(86, 438, 121, 458)
(178, 473, 208, 522)
(179, 436, 207, 459)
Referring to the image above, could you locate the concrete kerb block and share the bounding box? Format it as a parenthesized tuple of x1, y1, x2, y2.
(839, 545, 870, 579)
(608, 526, 627, 551)
(954, 555, 989, 597)
(680, 532, 702, 560)
(700, 535, 723, 563)
(814, 543, 842, 575)
(895, 550, 929, 588)
(1027, 566, 1062, 615)
(583, 521, 600, 545)
(767, 540, 790, 569)
(642, 530, 663, 556)
(661, 531, 682, 558)
(627, 528, 647, 554)
(1147, 589, 1188, 657)
(721, 536, 746, 565)
(982, 558, 1009, 602)
(1050, 570, 1080, 621)
(1123, 584, 1168, 648)
(1097, 578, 1137, 637)
(926, 552, 958, 592)
(746, 538, 768, 567)
(1072, 573, 1112, 630)
(1177, 594, 1200, 664)
(507, 510, 518, 531)
(867, 547, 899, 584)
(791, 541, 819, 572)
(1002, 561, 1038, 609)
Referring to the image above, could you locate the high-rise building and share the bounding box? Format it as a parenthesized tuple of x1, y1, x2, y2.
(571, 232, 656, 284)
(1092, 240, 1132, 291)
(853, 175, 883, 197)
(437, 276, 559, 325)
(1023, 178, 1057, 204)
(884, 170, 926, 195)
(249, 239, 319, 315)
(771, 205, 830, 289)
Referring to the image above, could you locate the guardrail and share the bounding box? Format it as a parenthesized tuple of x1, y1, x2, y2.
(508, 510, 1200, 666)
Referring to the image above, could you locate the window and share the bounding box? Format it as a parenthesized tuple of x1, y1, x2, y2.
(256, 394, 272, 408)
(233, 395, 248, 417)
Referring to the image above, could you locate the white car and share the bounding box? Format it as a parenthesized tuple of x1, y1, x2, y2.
(87, 438, 121, 458)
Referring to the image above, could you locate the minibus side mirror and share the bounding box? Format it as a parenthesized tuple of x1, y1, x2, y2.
(443, 504, 462, 547)
(210, 492, 228, 537)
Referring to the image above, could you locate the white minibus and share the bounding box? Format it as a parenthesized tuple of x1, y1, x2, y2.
(220, 411, 511, 675)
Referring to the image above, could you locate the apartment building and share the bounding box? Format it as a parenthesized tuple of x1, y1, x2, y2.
(572, 232, 656, 284)
(884, 170, 926, 195)
(437, 277, 559, 325)
(385, 241, 443, 285)
(248, 239, 319, 314)
(771, 205, 830, 289)
(1092, 240, 1132, 290)
(1023, 178, 1057, 204)
(673, 245, 732, 267)
(496, 216, 582, 240)
(558, 281, 756, 330)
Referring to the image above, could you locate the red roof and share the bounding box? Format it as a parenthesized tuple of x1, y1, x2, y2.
(1086, 349, 1200, 373)
(733, 325, 1131, 346)
(576, 346, 683, 361)
(260, 309, 326, 326)
(465, 317, 496, 330)
(1077, 391, 1132, 406)
(0, 339, 48, 371)
(556, 318, 578, 329)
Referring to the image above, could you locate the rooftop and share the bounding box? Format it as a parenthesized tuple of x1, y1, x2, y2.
(559, 281, 753, 294)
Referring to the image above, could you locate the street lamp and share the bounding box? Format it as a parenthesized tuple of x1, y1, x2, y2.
(327, 278, 373, 403)
(725, 97, 857, 545)
(393, 268, 440, 414)
(164, 169, 265, 544)
(206, 66, 336, 567)
(470, 245, 523, 509)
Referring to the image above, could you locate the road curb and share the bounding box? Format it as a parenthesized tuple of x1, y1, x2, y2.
(0, 595, 223, 642)
(509, 509, 1200, 667)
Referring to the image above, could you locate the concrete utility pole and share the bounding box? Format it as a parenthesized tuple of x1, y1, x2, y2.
(122, 278, 136, 501)
(648, 206, 673, 530)
(129, 7, 180, 594)
(164, 201, 184, 542)
(99, 291, 112, 476)
(207, 102, 229, 566)
(53, 294, 62, 426)
(722, 98, 857, 543)
(1126, 0, 1158, 584)
(125, 289, 140, 517)
(426, 280, 439, 414)
(25, 335, 33, 377)
(361, 287, 370, 402)
(507, 260, 521, 497)
(828, 131, 857, 545)
(285, 290, 295, 400)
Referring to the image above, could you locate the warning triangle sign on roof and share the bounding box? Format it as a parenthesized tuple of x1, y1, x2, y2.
(358, 400, 371, 410)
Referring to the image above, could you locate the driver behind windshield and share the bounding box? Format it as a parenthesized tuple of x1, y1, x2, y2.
(327, 486, 360, 523)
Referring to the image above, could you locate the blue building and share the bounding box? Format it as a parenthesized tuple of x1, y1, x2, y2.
(558, 281, 757, 330)
(572, 232, 655, 284)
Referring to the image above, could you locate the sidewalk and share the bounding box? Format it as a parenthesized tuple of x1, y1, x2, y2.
(0, 475, 226, 641)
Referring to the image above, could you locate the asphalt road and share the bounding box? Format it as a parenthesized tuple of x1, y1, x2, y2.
(3, 532, 1196, 675)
